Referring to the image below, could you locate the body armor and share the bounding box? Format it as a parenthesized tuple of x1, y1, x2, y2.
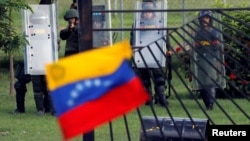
(191, 12, 226, 90)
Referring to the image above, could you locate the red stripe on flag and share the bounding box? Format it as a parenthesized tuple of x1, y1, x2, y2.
(58, 77, 149, 140)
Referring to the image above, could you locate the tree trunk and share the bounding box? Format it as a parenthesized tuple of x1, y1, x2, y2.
(7, 0, 15, 96)
(9, 53, 15, 96)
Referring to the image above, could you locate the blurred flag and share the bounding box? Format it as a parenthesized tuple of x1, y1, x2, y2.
(45, 40, 149, 140)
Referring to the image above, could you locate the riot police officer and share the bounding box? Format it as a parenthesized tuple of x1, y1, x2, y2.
(92, 13, 109, 47)
(60, 9, 79, 57)
(29, 7, 53, 115)
(192, 10, 224, 110)
(131, 0, 168, 107)
(19, 0, 57, 115)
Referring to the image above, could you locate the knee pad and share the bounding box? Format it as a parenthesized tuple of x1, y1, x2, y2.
(15, 82, 27, 93)
(14, 81, 26, 90)
(14, 82, 22, 89)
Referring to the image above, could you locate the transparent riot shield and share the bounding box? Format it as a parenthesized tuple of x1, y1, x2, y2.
(132, 0, 167, 68)
(92, 0, 112, 47)
(190, 13, 226, 90)
(22, 4, 58, 75)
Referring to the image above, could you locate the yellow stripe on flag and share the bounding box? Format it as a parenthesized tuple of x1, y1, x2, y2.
(45, 40, 132, 91)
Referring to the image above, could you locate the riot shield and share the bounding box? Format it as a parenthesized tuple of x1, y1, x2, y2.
(132, 0, 167, 68)
(190, 14, 226, 90)
(92, 0, 112, 47)
(22, 4, 58, 75)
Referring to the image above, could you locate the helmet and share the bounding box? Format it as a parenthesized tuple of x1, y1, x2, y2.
(64, 9, 78, 21)
(198, 10, 213, 25)
(142, 0, 157, 8)
(142, 4, 154, 10)
(199, 10, 213, 17)
(141, 4, 155, 19)
(142, 0, 156, 3)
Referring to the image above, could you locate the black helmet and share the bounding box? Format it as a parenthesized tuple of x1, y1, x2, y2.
(64, 9, 78, 21)
(199, 10, 213, 17)
(198, 10, 213, 25)
(142, 0, 157, 8)
(142, 0, 156, 3)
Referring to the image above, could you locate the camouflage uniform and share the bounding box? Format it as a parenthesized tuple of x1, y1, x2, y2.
(60, 9, 79, 57)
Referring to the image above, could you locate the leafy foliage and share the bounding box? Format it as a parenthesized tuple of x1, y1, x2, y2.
(0, 0, 33, 96)
(212, 0, 250, 97)
(0, 0, 31, 53)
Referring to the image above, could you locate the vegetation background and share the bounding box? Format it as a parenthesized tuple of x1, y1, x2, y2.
(0, 0, 249, 141)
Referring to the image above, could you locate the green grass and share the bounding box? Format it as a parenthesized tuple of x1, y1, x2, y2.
(0, 76, 249, 140)
(1, 72, 248, 137)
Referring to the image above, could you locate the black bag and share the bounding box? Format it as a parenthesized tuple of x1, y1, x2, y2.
(140, 116, 209, 141)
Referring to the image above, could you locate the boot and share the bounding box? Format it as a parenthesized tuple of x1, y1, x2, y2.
(49, 95, 56, 116)
(47, 93, 56, 115)
(207, 88, 216, 110)
(200, 88, 215, 110)
(34, 93, 44, 115)
(16, 88, 26, 113)
(43, 92, 51, 113)
(200, 89, 210, 109)
(155, 86, 168, 106)
(14, 82, 27, 113)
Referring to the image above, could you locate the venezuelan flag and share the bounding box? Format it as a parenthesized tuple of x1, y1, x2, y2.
(45, 40, 149, 140)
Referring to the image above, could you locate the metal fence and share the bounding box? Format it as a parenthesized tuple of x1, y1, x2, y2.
(52, 0, 250, 140)
(90, 0, 250, 42)
(87, 0, 250, 140)
(4, 0, 248, 140)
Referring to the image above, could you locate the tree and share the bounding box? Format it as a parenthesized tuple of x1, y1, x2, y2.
(0, 0, 31, 95)
(213, 0, 250, 97)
